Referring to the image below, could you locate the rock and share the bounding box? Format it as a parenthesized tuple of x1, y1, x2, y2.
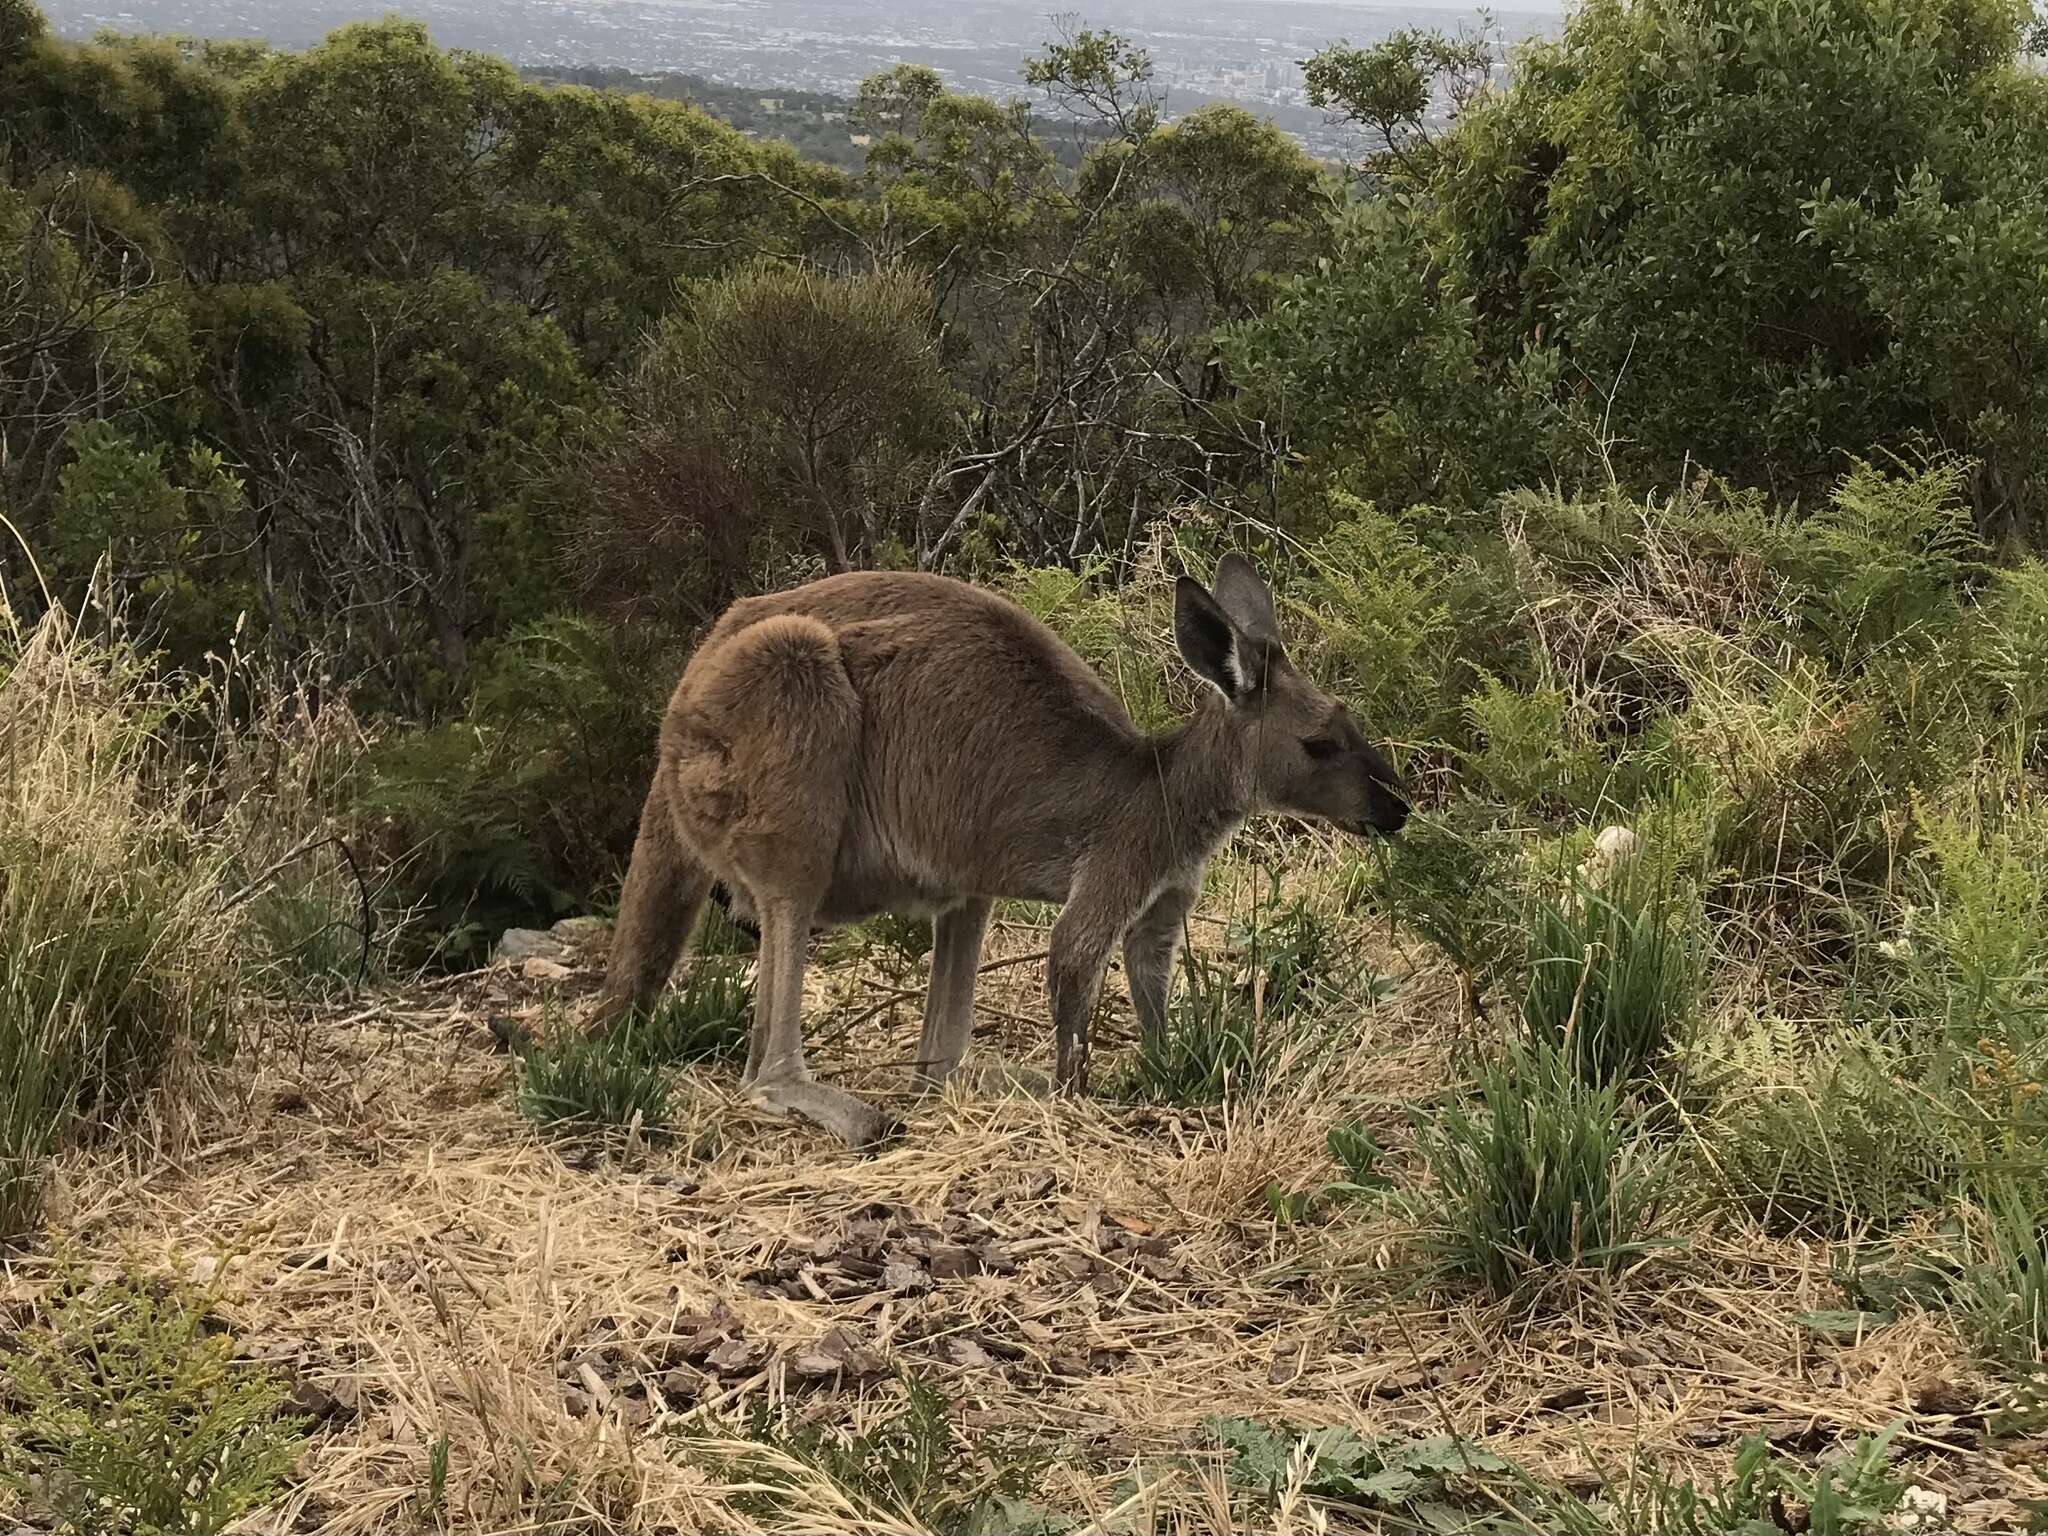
(1267, 1342, 1305, 1385)
(706, 1336, 770, 1375)
(789, 1326, 887, 1381)
(520, 956, 573, 981)
(882, 1259, 932, 1293)
(495, 928, 569, 965)
(486, 1014, 538, 1053)
(945, 1337, 998, 1370)
(550, 916, 611, 947)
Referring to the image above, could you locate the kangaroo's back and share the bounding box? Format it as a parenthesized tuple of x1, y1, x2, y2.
(687, 570, 1151, 905)
(706, 571, 1132, 733)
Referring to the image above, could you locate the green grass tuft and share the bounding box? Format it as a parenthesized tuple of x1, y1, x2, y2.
(1417, 1036, 1674, 1295)
(636, 959, 754, 1065)
(1520, 871, 1699, 1089)
(516, 1025, 672, 1134)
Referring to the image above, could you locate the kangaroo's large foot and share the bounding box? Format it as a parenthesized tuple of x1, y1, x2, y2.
(749, 1075, 903, 1151)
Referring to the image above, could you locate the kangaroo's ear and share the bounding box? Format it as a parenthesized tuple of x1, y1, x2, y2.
(1211, 554, 1279, 645)
(1175, 575, 1255, 702)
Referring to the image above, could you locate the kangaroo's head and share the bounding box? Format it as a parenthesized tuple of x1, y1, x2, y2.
(1174, 554, 1409, 837)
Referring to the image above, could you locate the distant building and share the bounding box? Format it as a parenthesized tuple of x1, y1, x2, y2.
(848, 132, 873, 146)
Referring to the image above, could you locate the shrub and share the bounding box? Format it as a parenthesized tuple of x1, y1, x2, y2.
(578, 261, 952, 609)
(1764, 458, 1981, 674)
(1526, 1423, 1907, 1536)
(1951, 1182, 2048, 1381)
(864, 910, 934, 976)
(1225, 875, 1352, 1019)
(1688, 1020, 1961, 1236)
(210, 669, 390, 1000)
(1981, 560, 2048, 752)
(1520, 870, 1700, 1090)
(1905, 798, 2048, 1052)
(1416, 1037, 1672, 1295)
(360, 614, 671, 966)
(0, 1270, 309, 1535)
(1326, 1119, 1392, 1193)
(1204, 1415, 1507, 1512)
(1462, 673, 1610, 818)
(1002, 561, 1178, 732)
(1301, 496, 1525, 754)
(696, 894, 759, 957)
(1362, 804, 1524, 1010)
(515, 1025, 671, 1135)
(0, 610, 239, 1238)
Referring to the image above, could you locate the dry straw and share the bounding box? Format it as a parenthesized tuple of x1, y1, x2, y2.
(12, 872, 2040, 1535)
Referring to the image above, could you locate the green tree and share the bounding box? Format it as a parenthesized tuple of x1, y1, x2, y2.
(1303, 24, 1497, 183)
(574, 261, 953, 629)
(1249, 0, 2048, 530)
(1808, 83, 2048, 537)
(1223, 200, 1559, 513)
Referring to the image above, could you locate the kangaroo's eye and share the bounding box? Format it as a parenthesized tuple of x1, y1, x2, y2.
(1303, 736, 1344, 761)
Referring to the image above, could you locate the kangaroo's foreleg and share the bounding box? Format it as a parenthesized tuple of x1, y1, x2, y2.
(1123, 881, 1199, 1052)
(916, 897, 993, 1087)
(1049, 878, 1136, 1097)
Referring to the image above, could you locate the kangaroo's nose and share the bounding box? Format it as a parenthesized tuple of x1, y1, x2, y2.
(1376, 787, 1411, 835)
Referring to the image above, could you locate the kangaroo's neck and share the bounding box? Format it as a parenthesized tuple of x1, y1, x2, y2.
(1138, 701, 1255, 872)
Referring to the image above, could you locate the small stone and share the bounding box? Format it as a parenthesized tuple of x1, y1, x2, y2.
(882, 1260, 931, 1293)
(1268, 1343, 1305, 1386)
(1888, 1486, 1949, 1533)
(1056, 1253, 1097, 1281)
(495, 928, 569, 965)
(520, 956, 572, 981)
(706, 1336, 770, 1375)
(657, 1368, 703, 1404)
(790, 1326, 886, 1380)
(946, 1337, 998, 1369)
(282, 1378, 356, 1425)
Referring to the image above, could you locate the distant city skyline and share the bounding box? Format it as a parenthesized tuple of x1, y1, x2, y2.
(41, 0, 1558, 160)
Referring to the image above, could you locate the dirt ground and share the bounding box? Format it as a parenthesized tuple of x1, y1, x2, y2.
(16, 872, 2048, 1535)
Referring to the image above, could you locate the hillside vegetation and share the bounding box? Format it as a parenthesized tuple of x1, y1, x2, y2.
(3, 0, 2048, 1529)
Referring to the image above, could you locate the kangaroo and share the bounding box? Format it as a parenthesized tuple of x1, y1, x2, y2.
(591, 555, 1409, 1147)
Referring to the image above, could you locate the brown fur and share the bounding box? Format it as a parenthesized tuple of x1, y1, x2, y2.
(594, 556, 1408, 1147)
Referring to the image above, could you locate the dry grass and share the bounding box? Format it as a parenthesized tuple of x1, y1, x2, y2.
(8, 866, 2044, 1535)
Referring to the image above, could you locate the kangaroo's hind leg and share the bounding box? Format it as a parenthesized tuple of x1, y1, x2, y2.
(674, 613, 900, 1150)
(746, 894, 902, 1149)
